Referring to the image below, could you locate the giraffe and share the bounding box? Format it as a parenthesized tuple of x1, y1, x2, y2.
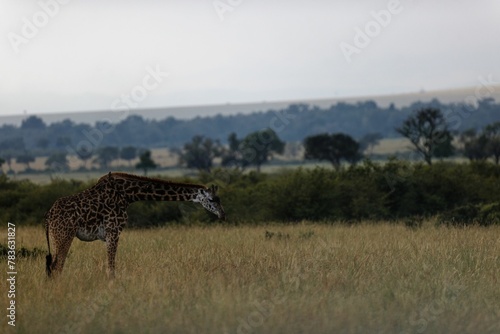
(45, 172, 225, 278)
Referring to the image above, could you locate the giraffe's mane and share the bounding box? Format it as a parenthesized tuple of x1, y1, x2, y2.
(98, 172, 206, 189)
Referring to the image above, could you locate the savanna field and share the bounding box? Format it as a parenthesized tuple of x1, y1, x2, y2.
(1, 223, 500, 334)
(2, 163, 500, 333)
(2, 1, 500, 333)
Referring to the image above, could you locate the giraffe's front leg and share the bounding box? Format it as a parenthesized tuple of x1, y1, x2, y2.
(105, 232, 120, 279)
(104, 213, 127, 279)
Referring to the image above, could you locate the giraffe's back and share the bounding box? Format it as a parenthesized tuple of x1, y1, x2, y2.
(46, 190, 101, 231)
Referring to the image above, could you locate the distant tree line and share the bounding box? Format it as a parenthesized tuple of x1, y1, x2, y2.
(0, 144, 157, 176)
(1, 97, 499, 153)
(180, 107, 500, 171)
(2, 99, 500, 174)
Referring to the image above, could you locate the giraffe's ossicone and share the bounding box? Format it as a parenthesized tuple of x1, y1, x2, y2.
(45, 172, 225, 278)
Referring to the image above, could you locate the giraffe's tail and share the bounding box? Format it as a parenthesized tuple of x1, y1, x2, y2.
(46, 254, 53, 277)
(45, 215, 53, 278)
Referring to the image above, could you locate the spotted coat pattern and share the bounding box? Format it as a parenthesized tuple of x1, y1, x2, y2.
(45, 172, 225, 278)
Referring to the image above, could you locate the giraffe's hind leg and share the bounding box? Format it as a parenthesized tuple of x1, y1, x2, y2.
(50, 232, 75, 276)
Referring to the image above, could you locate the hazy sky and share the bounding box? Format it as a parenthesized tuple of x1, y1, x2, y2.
(1, 0, 499, 117)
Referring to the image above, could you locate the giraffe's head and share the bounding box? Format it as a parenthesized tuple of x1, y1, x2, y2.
(194, 185, 225, 220)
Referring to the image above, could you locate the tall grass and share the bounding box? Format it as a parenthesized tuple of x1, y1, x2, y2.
(2, 222, 499, 333)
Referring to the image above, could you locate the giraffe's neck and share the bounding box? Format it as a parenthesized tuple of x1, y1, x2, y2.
(109, 174, 205, 204)
(95, 172, 225, 220)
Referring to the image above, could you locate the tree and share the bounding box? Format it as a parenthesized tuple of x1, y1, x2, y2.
(94, 146, 119, 169)
(359, 133, 383, 156)
(180, 136, 221, 172)
(433, 132, 455, 159)
(484, 122, 500, 164)
(120, 146, 137, 167)
(77, 146, 94, 170)
(0, 138, 25, 173)
(17, 153, 35, 171)
(239, 129, 285, 172)
(21, 115, 46, 130)
(396, 108, 454, 165)
(36, 137, 50, 150)
(220, 132, 246, 168)
(461, 122, 500, 164)
(0, 137, 25, 151)
(136, 150, 157, 175)
(45, 152, 69, 172)
(460, 129, 489, 162)
(0, 157, 4, 173)
(55, 136, 72, 149)
(1, 153, 14, 174)
(304, 133, 361, 170)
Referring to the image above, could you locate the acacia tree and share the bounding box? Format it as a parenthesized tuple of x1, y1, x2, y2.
(0, 138, 25, 173)
(136, 150, 157, 175)
(180, 136, 221, 172)
(94, 146, 119, 169)
(460, 129, 489, 162)
(120, 146, 137, 167)
(396, 108, 454, 165)
(303, 133, 361, 170)
(45, 152, 69, 173)
(484, 122, 500, 164)
(461, 122, 500, 164)
(239, 129, 285, 172)
(359, 133, 383, 156)
(220, 132, 249, 169)
(221, 133, 240, 163)
(2, 153, 13, 174)
(76, 146, 93, 170)
(17, 153, 35, 171)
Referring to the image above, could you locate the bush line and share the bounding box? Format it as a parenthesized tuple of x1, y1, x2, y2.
(2, 160, 500, 227)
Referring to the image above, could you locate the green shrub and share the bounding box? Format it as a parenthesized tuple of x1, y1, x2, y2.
(0, 176, 86, 225)
(437, 202, 500, 227)
(478, 202, 500, 226)
(264, 167, 338, 221)
(3, 160, 500, 226)
(437, 203, 480, 226)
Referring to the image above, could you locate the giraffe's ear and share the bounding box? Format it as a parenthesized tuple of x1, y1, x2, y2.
(209, 184, 218, 194)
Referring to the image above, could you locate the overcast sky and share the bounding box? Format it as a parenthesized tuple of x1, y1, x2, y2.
(1, 0, 499, 117)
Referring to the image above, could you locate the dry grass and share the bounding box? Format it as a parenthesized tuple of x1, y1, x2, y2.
(371, 138, 411, 155)
(1, 222, 500, 333)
